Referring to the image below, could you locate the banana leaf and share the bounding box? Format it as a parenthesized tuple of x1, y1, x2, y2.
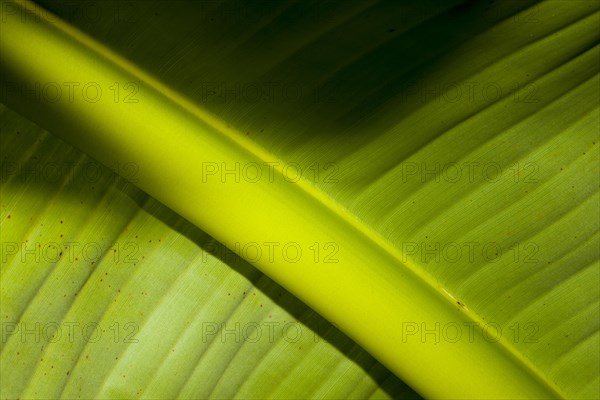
(1, 0, 598, 398)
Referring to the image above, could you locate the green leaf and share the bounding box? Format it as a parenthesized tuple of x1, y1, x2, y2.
(0, 104, 417, 399)
(1, 0, 598, 398)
